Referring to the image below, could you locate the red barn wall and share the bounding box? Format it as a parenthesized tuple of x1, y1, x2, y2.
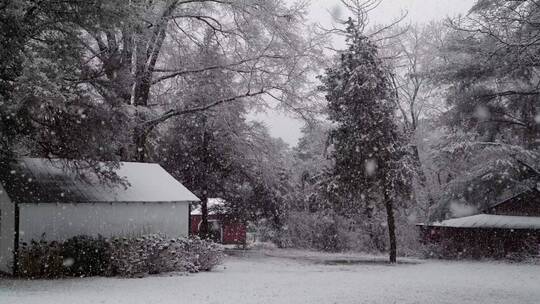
(419, 226, 540, 258)
(190, 214, 246, 245)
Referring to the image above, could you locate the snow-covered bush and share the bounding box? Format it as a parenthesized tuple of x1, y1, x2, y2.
(18, 240, 64, 278)
(280, 211, 358, 252)
(62, 235, 110, 277)
(277, 210, 423, 255)
(181, 236, 224, 271)
(109, 234, 224, 277)
(109, 235, 167, 276)
(18, 235, 111, 278)
(279, 212, 363, 252)
(17, 234, 224, 278)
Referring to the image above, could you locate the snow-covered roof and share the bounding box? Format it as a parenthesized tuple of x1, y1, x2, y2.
(191, 198, 226, 215)
(481, 186, 540, 213)
(427, 214, 540, 230)
(1, 158, 199, 203)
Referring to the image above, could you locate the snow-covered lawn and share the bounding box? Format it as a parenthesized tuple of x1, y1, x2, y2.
(1, 249, 540, 304)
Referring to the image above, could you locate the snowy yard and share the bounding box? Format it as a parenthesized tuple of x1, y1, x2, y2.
(1, 250, 540, 304)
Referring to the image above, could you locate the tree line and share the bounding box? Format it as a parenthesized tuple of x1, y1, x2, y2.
(1, 0, 539, 262)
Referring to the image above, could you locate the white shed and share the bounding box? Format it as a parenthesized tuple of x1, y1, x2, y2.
(0, 158, 199, 274)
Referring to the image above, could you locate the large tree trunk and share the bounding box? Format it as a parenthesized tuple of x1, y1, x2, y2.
(199, 195, 210, 239)
(134, 130, 146, 162)
(384, 191, 397, 264)
(198, 123, 211, 239)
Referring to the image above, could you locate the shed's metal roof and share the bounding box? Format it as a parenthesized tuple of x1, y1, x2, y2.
(2, 158, 199, 203)
(427, 214, 540, 230)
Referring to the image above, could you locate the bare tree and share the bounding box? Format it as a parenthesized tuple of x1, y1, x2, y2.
(70, 0, 326, 161)
(378, 22, 450, 218)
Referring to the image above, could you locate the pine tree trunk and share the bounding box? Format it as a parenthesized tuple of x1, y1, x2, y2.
(384, 191, 397, 264)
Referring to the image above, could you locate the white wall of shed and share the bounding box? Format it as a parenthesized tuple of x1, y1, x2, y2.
(0, 182, 15, 273)
(18, 202, 189, 243)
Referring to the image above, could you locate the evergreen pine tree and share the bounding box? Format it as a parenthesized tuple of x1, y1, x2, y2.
(320, 19, 412, 263)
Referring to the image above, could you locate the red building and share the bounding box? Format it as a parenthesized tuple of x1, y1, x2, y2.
(190, 199, 247, 245)
(418, 187, 540, 258)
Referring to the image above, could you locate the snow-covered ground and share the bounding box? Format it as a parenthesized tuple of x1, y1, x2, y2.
(1, 249, 540, 304)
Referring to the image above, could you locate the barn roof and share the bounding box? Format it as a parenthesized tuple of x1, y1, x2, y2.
(479, 186, 539, 212)
(1, 158, 199, 204)
(425, 214, 540, 230)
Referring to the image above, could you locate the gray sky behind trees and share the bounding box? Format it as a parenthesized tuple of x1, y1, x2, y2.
(250, 0, 475, 146)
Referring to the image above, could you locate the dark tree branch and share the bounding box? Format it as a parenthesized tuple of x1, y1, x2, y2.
(141, 89, 268, 134)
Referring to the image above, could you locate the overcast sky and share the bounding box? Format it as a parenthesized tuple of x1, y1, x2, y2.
(251, 0, 475, 147)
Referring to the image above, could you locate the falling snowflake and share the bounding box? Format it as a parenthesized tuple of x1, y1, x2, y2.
(63, 258, 75, 267)
(365, 159, 377, 176)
